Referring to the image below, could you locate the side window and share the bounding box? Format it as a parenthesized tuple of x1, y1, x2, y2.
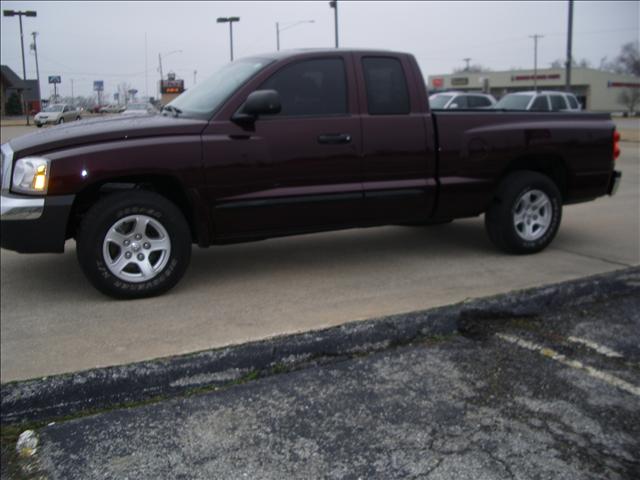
(468, 96, 491, 108)
(450, 95, 468, 109)
(260, 58, 347, 116)
(530, 96, 550, 111)
(362, 57, 410, 115)
(550, 95, 567, 111)
(567, 95, 579, 109)
(62, 106, 69, 112)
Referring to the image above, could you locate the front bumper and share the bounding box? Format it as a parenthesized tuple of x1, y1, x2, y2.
(1, 194, 75, 253)
(608, 170, 622, 196)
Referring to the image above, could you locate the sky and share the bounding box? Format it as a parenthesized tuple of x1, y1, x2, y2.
(1, 0, 638, 101)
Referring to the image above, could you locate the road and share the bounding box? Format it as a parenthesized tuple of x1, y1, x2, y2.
(1, 126, 639, 381)
(33, 289, 640, 479)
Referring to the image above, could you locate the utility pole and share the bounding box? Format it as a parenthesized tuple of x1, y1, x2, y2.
(276, 22, 280, 51)
(3, 9, 37, 125)
(31, 31, 40, 105)
(529, 34, 544, 92)
(217, 17, 240, 61)
(565, 0, 574, 91)
(71, 79, 74, 105)
(463, 57, 471, 72)
(145, 32, 148, 100)
(329, 1, 339, 48)
(193, 70, 197, 85)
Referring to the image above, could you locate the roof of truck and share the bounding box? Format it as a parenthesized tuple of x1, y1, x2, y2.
(248, 48, 403, 60)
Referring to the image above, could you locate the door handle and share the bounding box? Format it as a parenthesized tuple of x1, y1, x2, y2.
(317, 133, 352, 144)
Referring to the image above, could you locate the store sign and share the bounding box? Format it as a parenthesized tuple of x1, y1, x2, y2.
(432, 77, 444, 88)
(161, 79, 185, 94)
(451, 77, 469, 86)
(511, 74, 561, 81)
(607, 81, 640, 88)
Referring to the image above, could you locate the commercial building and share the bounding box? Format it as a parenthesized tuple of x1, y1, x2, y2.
(1, 65, 41, 116)
(427, 67, 639, 112)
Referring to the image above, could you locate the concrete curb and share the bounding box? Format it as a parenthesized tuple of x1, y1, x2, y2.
(2, 266, 639, 425)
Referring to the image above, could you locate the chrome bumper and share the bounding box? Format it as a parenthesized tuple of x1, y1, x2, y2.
(0, 194, 45, 220)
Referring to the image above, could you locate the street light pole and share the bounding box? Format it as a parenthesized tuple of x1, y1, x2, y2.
(529, 34, 544, 92)
(31, 31, 41, 105)
(217, 17, 240, 61)
(3, 9, 37, 125)
(565, 0, 574, 92)
(329, 1, 339, 48)
(276, 20, 315, 51)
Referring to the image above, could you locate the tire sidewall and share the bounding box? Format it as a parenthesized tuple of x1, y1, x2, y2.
(78, 193, 191, 299)
(502, 174, 562, 253)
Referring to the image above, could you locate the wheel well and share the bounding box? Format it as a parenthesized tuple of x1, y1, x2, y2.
(67, 176, 198, 242)
(501, 155, 568, 200)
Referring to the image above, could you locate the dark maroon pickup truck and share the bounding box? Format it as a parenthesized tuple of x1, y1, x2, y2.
(1, 49, 622, 298)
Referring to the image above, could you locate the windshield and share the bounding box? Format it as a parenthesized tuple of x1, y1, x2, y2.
(495, 94, 533, 110)
(127, 103, 148, 110)
(43, 105, 64, 112)
(167, 57, 273, 118)
(429, 95, 453, 109)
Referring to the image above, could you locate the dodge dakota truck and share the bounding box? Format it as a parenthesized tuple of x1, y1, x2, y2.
(0, 49, 622, 299)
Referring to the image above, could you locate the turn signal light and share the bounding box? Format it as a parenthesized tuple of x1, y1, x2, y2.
(613, 130, 620, 160)
(33, 165, 47, 191)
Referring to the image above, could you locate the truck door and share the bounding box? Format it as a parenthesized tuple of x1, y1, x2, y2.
(353, 54, 437, 222)
(203, 54, 363, 237)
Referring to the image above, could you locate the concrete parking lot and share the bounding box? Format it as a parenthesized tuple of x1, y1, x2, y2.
(1, 125, 638, 382)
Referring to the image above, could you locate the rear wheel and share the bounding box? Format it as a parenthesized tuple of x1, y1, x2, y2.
(485, 171, 562, 254)
(76, 191, 192, 299)
(58, 117, 65, 124)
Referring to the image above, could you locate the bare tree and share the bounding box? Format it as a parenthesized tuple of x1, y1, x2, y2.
(618, 88, 640, 114)
(599, 42, 640, 75)
(549, 58, 591, 69)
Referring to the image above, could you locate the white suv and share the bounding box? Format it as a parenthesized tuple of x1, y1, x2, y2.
(495, 91, 582, 111)
(429, 91, 497, 110)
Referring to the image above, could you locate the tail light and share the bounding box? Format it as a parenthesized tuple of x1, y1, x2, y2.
(613, 130, 620, 161)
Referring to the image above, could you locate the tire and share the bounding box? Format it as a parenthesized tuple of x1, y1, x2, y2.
(484, 171, 562, 254)
(76, 191, 192, 299)
(36, 124, 42, 128)
(58, 117, 65, 124)
(76, 116, 81, 121)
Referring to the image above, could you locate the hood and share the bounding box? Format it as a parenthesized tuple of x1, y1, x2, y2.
(8, 114, 208, 157)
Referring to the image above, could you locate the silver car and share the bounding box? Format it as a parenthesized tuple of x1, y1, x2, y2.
(495, 91, 582, 111)
(34, 104, 82, 127)
(429, 92, 497, 109)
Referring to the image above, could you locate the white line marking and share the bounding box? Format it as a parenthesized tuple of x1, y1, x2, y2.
(566, 336, 624, 358)
(496, 333, 640, 398)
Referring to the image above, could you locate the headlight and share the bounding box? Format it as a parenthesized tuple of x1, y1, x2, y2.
(12, 157, 50, 194)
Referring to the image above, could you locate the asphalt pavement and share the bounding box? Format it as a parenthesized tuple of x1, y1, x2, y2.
(1, 125, 639, 382)
(30, 283, 640, 480)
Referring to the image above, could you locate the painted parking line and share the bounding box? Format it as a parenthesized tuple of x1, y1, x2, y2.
(566, 336, 624, 358)
(496, 333, 640, 398)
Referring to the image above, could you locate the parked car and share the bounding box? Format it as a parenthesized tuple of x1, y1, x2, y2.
(33, 104, 81, 127)
(429, 91, 497, 109)
(121, 103, 157, 116)
(99, 104, 126, 114)
(1, 49, 621, 299)
(495, 91, 582, 111)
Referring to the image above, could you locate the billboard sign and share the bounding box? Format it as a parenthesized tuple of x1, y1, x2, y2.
(48, 75, 61, 84)
(161, 79, 184, 94)
(93, 80, 104, 92)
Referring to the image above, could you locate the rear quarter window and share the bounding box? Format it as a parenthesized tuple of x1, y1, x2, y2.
(362, 57, 410, 115)
(567, 95, 579, 109)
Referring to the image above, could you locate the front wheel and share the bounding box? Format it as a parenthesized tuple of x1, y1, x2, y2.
(76, 191, 192, 299)
(58, 117, 65, 124)
(484, 171, 562, 254)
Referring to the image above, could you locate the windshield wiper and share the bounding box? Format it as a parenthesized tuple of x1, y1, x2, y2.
(161, 105, 182, 117)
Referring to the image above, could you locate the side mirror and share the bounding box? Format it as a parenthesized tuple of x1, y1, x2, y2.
(233, 90, 281, 124)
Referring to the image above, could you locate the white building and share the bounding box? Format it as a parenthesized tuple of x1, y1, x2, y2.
(427, 68, 639, 112)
